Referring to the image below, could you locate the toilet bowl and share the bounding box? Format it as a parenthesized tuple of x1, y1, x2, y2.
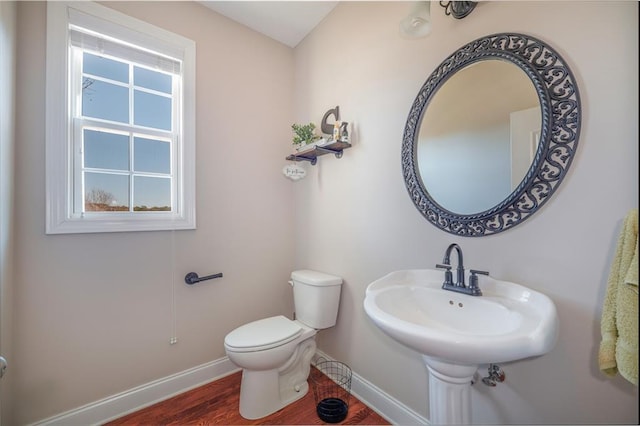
(224, 316, 317, 419)
(224, 270, 343, 420)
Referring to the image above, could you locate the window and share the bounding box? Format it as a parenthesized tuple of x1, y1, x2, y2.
(46, 1, 196, 234)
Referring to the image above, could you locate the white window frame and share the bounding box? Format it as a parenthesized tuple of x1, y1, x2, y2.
(45, 1, 196, 234)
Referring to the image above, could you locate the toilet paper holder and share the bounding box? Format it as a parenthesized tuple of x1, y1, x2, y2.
(185, 272, 223, 285)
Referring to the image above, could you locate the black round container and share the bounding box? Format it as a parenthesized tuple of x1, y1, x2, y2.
(311, 360, 352, 424)
(316, 397, 348, 423)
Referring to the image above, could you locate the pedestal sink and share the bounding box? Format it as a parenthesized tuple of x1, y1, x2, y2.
(363, 269, 558, 424)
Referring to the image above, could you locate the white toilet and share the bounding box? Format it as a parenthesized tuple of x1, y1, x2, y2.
(224, 269, 343, 420)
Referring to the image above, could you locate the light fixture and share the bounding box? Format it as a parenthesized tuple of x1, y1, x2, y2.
(439, 1, 477, 19)
(400, 1, 432, 38)
(400, 1, 477, 38)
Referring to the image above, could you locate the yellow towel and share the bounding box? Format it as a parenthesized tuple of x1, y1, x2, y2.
(599, 208, 638, 386)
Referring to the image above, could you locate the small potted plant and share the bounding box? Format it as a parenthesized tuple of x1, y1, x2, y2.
(292, 122, 320, 151)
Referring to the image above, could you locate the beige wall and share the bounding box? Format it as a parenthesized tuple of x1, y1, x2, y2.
(294, 1, 638, 424)
(13, 2, 295, 424)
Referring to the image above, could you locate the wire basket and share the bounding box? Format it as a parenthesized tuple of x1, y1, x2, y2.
(310, 359, 352, 423)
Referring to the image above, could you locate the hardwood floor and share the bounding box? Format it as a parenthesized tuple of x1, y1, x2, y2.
(105, 368, 390, 425)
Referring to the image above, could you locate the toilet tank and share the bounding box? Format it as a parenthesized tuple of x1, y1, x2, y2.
(291, 269, 343, 329)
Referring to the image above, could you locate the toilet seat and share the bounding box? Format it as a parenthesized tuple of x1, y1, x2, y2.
(225, 315, 302, 353)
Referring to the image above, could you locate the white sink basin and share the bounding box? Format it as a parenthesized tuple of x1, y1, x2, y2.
(364, 269, 558, 365)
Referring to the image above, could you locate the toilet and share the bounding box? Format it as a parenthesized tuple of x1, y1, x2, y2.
(224, 269, 343, 420)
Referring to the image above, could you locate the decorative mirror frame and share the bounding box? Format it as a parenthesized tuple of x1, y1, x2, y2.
(402, 33, 581, 237)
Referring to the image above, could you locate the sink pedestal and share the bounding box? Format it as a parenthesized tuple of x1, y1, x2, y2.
(423, 357, 477, 425)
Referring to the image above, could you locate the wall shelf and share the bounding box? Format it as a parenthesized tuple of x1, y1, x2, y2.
(286, 140, 352, 165)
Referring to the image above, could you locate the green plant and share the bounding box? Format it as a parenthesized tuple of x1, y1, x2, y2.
(291, 123, 320, 146)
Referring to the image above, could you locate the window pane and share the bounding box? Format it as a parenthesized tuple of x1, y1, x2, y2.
(134, 66, 172, 94)
(84, 172, 129, 212)
(83, 80, 129, 123)
(134, 91, 171, 130)
(84, 129, 129, 171)
(134, 137, 170, 174)
(133, 176, 171, 211)
(83, 52, 128, 83)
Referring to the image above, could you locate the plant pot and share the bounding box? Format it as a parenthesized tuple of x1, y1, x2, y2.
(295, 138, 328, 153)
(295, 142, 318, 152)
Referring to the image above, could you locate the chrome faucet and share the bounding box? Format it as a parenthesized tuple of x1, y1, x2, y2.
(436, 243, 487, 296)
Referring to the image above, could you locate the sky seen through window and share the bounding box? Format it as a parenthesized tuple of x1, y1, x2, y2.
(81, 52, 174, 212)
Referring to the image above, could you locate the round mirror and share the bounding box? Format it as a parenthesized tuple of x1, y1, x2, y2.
(418, 59, 540, 215)
(402, 33, 581, 236)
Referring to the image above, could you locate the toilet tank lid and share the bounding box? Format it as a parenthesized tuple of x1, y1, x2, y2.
(291, 270, 342, 286)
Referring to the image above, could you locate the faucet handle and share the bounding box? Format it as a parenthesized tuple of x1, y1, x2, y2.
(468, 269, 489, 296)
(436, 264, 454, 286)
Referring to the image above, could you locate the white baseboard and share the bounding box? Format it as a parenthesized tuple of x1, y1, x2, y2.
(31, 357, 240, 426)
(32, 352, 428, 426)
(314, 350, 428, 426)
(352, 370, 428, 425)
